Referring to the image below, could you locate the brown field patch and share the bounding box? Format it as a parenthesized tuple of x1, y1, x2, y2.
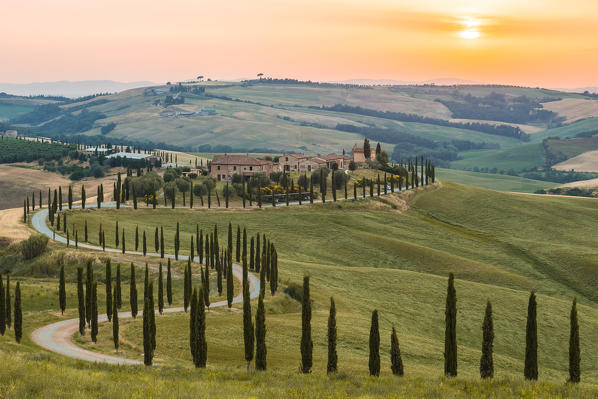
(542, 98, 598, 123)
(553, 150, 598, 173)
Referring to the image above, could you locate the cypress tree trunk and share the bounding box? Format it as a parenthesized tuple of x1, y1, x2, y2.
(91, 281, 98, 343)
(105, 260, 112, 322)
(255, 292, 267, 370)
(112, 288, 119, 351)
(116, 263, 122, 308)
(77, 267, 85, 335)
(130, 263, 138, 319)
(167, 259, 173, 305)
(59, 265, 66, 315)
(524, 291, 538, 380)
(243, 260, 254, 371)
(158, 263, 164, 314)
(444, 273, 457, 377)
(0, 275, 4, 336)
(327, 297, 337, 374)
(480, 300, 494, 379)
(85, 261, 93, 327)
(14, 282, 22, 344)
(369, 309, 380, 376)
(300, 276, 313, 373)
(197, 285, 207, 368)
(390, 326, 404, 376)
(569, 298, 580, 383)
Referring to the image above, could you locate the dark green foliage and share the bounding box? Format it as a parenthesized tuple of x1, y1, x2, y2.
(158, 263, 164, 314)
(0, 275, 4, 336)
(149, 281, 156, 352)
(197, 286, 207, 367)
(227, 258, 233, 309)
(167, 259, 173, 305)
(243, 259, 254, 370)
(524, 291, 538, 380)
(58, 265, 66, 315)
(327, 297, 337, 374)
(143, 281, 154, 366)
(121, 229, 125, 254)
(143, 230, 147, 256)
(190, 288, 197, 364)
(105, 260, 112, 322)
(184, 260, 191, 312)
(369, 310, 380, 376)
(85, 260, 93, 327)
(20, 234, 48, 260)
(91, 281, 98, 343)
(300, 276, 312, 374)
(116, 264, 122, 308)
(242, 228, 247, 268)
(14, 282, 22, 344)
(160, 227, 164, 258)
(390, 326, 404, 376)
(77, 267, 85, 335)
(112, 285, 119, 351)
(5, 275, 10, 330)
(203, 264, 210, 309)
(250, 237, 254, 270)
(444, 273, 457, 377)
(130, 263, 138, 319)
(236, 225, 241, 262)
(569, 298, 580, 383)
(154, 227, 159, 253)
(255, 293, 267, 371)
(255, 234, 261, 272)
(480, 300, 494, 379)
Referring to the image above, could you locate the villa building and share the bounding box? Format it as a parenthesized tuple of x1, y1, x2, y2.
(210, 154, 276, 181)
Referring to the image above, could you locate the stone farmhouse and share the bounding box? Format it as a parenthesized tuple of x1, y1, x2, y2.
(210, 154, 277, 181)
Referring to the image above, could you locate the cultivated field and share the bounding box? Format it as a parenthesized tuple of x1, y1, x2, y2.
(554, 150, 598, 173)
(436, 168, 556, 192)
(542, 98, 598, 123)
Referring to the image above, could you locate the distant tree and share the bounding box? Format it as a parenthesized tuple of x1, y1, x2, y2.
(363, 138, 371, 160)
(445, 273, 457, 377)
(68, 185, 73, 209)
(14, 282, 22, 343)
(160, 227, 164, 258)
(301, 276, 312, 373)
(255, 292, 267, 371)
(59, 265, 66, 315)
(122, 229, 126, 254)
(77, 267, 85, 335)
(369, 309, 380, 376)
(569, 298, 580, 383)
(112, 288, 119, 351)
(184, 261, 191, 312)
(480, 300, 494, 379)
(85, 261, 93, 327)
(167, 259, 173, 305)
(390, 326, 404, 376)
(135, 226, 139, 251)
(130, 263, 138, 319)
(327, 297, 337, 374)
(81, 185, 86, 209)
(524, 291, 538, 380)
(375, 142, 381, 158)
(143, 231, 147, 256)
(154, 227, 159, 253)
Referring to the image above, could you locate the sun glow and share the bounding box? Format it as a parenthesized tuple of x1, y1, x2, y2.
(459, 16, 481, 39)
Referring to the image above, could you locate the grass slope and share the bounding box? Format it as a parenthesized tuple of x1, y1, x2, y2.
(436, 168, 556, 192)
(450, 143, 547, 172)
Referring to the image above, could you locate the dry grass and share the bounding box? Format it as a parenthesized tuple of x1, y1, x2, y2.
(553, 150, 598, 173)
(542, 98, 598, 123)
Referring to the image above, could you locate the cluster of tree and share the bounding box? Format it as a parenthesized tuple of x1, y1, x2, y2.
(317, 104, 529, 140)
(534, 187, 597, 198)
(243, 77, 371, 90)
(40, 108, 107, 134)
(100, 122, 116, 135)
(162, 95, 185, 107)
(0, 273, 22, 344)
(436, 92, 564, 126)
(0, 137, 75, 164)
(169, 83, 205, 95)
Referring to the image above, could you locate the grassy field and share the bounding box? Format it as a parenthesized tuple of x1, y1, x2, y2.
(0, 103, 34, 121)
(450, 143, 547, 172)
(531, 118, 598, 142)
(545, 135, 598, 160)
(436, 168, 556, 192)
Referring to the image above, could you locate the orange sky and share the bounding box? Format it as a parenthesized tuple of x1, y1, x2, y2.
(1, 0, 597, 88)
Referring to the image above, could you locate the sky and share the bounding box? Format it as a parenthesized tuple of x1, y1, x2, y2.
(1, 0, 598, 88)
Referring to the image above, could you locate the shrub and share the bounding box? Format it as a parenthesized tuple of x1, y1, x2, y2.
(20, 235, 49, 260)
(284, 282, 303, 302)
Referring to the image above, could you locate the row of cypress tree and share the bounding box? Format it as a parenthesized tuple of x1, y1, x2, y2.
(0, 274, 21, 344)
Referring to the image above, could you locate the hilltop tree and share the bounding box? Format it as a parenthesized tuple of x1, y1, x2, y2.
(524, 291, 538, 380)
(569, 298, 580, 383)
(158, 263, 164, 314)
(480, 300, 494, 379)
(116, 263, 122, 308)
(130, 263, 138, 319)
(105, 260, 112, 322)
(300, 276, 312, 374)
(369, 309, 380, 376)
(327, 297, 337, 374)
(14, 282, 22, 344)
(445, 273, 457, 377)
(375, 142, 381, 158)
(112, 288, 119, 351)
(77, 267, 85, 335)
(390, 326, 404, 376)
(59, 265, 66, 315)
(91, 281, 98, 343)
(167, 259, 173, 305)
(255, 292, 267, 371)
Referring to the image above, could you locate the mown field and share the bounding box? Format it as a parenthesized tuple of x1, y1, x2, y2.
(436, 168, 556, 192)
(449, 143, 547, 172)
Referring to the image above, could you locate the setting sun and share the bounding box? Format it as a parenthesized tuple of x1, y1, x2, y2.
(459, 16, 481, 39)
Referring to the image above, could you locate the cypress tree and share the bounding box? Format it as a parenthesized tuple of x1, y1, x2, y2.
(480, 300, 494, 379)
(255, 234, 261, 272)
(84, 220, 88, 242)
(59, 186, 63, 210)
(85, 260, 93, 327)
(112, 288, 119, 351)
(143, 281, 153, 365)
(309, 177, 314, 204)
(116, 263, 122, 308)
(444, 273, 458, 377)
(217, 250, 223, 295)
(105, 259, 112, 322)
(160, 227, 164, 258)
(115, 221, 119, 247)
(227, 259, 233, 309)
(135, 226, 139, 251)
(300, 275, 312, 374)
(190, 288, 198, 364)
(149, 281, 156, 352)
(236, 225, 241, 262)
(242, 228, 247, 269)
(569, 298, 580, 383)
(68, 185, 73, 209)
(197, 285, 207, 367)
(243, 259, 254, 371)
(14, 282, 22, 344)
(369, 309, 381, 376)
(91, 281, 98, 343)
(122, 229, 126, 254)
(167, 259, 173, 305)
(250, 237, 254, 270)
(81, 185, 87, 209)
(59, 265, 66, 315)
(154, 227, 159, 253)
(524, 291, 538, 380)
(327, 297, 337, 374)
(175, 222, 180, 260)
(130, 263, 138, 319)
(77, 267, 85, 335)
(102, 231, 106, 251)
(199, 230, 204, 264)
(203, 264, 210, 309)
(184, 260, 191, 312)
(158, 263, 164, 314)
(0, 275, 4, 336)
(255, 292, 267, 371)
(5, 274, 11, 329)
(390, 326, 404, 376)
(144, 263, 149, 300)
(143, 231, 147, 256)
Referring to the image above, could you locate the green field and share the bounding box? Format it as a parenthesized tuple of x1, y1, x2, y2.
(531, 118, 598, 142)
(450, 143, 547, 172)
(0, 103, 34, 121)
(436, 168, 556, 192)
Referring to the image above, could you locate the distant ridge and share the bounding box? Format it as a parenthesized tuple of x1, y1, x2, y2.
(333, 77, 481, 86)
(0, 80, 157, 98)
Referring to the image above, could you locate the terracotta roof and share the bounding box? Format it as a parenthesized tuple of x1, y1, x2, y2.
(211, 154, 264, 165)
(284, 153, 306, 159)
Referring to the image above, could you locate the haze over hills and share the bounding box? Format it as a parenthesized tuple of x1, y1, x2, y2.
(0, 80, 157, 98)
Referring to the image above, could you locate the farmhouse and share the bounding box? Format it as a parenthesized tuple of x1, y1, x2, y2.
(279, 153, 307, 172)
(210, 154, 276, 181)
(352, 144, 367, 163)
